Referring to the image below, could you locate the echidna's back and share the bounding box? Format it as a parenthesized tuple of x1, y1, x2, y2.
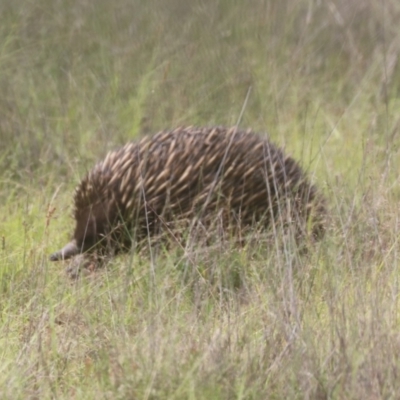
(84, 126, 322, 235)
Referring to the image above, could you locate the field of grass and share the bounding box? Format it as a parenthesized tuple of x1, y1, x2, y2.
(1, 0, 400, 398)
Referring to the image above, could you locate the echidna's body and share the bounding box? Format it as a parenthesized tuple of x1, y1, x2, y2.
(50, 126, 325, 261)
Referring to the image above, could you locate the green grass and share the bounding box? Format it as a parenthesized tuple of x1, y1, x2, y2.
(1, 0, 400, 398)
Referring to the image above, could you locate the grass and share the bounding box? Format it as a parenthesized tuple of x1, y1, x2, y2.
(1, 0, 400, 398)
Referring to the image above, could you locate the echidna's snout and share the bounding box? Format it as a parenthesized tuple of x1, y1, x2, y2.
(50, 240, 79, 261)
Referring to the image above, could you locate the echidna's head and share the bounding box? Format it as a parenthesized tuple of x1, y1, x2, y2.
(50, 202, 111, 261)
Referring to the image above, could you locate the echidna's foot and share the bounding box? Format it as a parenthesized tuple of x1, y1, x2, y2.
(65, 254, 99, 279)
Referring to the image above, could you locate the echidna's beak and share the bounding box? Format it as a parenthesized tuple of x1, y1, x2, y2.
(49, 241, 79, 261)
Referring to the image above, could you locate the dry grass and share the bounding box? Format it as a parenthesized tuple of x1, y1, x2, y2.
(1, 0, 400, 398)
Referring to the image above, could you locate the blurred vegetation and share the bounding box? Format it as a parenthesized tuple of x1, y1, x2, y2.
(1, 0, 399, 184)
(1, 0, 400, 398)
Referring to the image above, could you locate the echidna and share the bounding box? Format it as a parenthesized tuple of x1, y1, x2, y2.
(50, 126, 325, 263)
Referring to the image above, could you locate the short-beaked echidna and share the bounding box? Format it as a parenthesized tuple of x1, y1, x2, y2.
(50, 126, 325, 262)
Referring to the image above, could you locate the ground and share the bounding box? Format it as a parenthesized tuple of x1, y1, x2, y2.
(1, 0, 400, 398)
